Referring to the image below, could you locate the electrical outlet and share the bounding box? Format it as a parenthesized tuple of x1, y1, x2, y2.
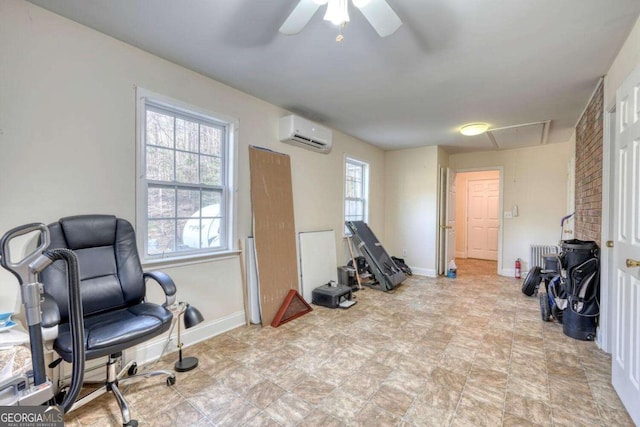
(504, 211, 513, 218)
(402, 249, 407, 257)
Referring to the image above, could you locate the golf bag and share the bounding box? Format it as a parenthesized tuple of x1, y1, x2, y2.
(560, 240, 600, 340)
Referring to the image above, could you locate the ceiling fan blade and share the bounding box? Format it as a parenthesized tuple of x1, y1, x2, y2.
(279, 0, 322, 35)
(356, 0, 402, 37)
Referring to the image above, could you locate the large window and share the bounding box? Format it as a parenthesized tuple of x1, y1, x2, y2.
(344, 157, 369, 233)
(137, 90, 235, 261)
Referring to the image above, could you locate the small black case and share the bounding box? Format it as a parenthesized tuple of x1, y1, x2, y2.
(311, 284, 353, 308)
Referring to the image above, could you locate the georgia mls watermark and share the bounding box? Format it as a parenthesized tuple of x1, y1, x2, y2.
(0, 406, 64, 427)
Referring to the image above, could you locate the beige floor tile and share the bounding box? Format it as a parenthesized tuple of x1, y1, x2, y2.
(243, 411, 286, 427)
(451, 395, 504, 426)
(302, 409, 346, 427)
(141, 400, 205, 427)
(290, 376, 336, 404)
(467, 365, 509, 389)
(507, 374, 550, 403)
(187, 382, 239, 417)
(60, 259, 631, 426)
(437, 353, 472, 376)
(245, 379, 286, 408)
(461, 381, 504, 409)
(405, 399, 455, 427)
(504, 392, 552, 426)
(264, 392, 313, 426)
(597, 402, 636, 427)
(370, 383, 415, 417)
(415, 382, 461, 412)
(502, 412, 543, 427)
(318, 388, 367, 420)
(429, 367, 467, 392)
(209, 396, 260, 427)
(352, 401, 401, 426)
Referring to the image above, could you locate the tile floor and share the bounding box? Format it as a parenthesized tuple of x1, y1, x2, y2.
(64, 259, 633, 426)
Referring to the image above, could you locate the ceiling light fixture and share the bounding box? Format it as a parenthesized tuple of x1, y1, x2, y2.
(460, 123, 489, 136)
(280, 0, 402, 39)
(324, 0, 350, 26)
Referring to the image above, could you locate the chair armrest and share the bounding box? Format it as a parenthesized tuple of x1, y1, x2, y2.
(41, 293, 60, 328)
(143, 271, 177, 306)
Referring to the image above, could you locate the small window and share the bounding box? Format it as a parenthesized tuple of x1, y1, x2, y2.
(136, 90, 236, 261)
(344, 157, 369, 234)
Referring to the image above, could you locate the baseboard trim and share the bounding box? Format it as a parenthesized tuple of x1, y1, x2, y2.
(124, 310, 245, 366)
(500, 268, 516, 278)
(411, 267, 437, 277)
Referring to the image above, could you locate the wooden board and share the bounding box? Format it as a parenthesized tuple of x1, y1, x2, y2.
(299, 230, 338, 303)
(249, 146, 299, 326)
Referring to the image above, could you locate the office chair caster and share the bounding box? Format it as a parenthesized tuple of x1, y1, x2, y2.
(127, 363, 138, 376)
(167, 375, 176, 386)
(124, 420, 138, 427)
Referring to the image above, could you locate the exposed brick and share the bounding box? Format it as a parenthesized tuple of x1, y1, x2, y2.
(574, 83, 603, 245)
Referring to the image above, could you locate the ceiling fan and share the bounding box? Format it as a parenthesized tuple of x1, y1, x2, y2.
(279, 0, 402, 38)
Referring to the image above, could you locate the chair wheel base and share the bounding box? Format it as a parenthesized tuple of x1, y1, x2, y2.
(124, 421, 138, 427)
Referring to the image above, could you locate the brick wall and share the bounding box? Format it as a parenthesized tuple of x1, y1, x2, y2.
(574, 82, 603, 244)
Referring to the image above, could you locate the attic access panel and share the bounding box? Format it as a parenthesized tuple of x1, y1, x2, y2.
(487, 121, 550, 150)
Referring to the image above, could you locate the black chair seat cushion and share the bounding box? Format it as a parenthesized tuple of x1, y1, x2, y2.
(54, 302, 172, 362)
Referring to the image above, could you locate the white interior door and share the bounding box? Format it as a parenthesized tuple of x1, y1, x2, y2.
(612, 65, 640, 426)
(467, 178, 499, 261)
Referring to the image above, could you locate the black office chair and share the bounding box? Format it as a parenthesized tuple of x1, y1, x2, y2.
(40, 215, 177, 427)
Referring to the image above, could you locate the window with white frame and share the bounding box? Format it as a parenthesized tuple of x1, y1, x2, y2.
(136, 90, 235, 261)
(344, 157, 369, 233)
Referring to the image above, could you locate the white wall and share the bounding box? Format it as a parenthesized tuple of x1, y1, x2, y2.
(455, 170, 500, 259)
(604, 14, 640, 109)
(449, 142, 572, 274)
(0, 0, 384, 343)
(384, 146, 440, 276)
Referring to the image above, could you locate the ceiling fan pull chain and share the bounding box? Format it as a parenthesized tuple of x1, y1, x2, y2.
(336, 23, 345, 43)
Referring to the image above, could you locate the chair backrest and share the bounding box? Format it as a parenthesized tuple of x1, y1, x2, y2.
(40, 215, 146, 323)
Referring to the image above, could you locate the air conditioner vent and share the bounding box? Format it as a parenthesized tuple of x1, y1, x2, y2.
(279, 115, 332, 153)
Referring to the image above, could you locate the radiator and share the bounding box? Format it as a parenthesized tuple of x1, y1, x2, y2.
(530, 244, 559, 268)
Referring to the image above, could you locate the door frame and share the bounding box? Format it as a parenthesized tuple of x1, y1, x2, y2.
(442, 166, 504, 275)
(436, 167, 450, 275)
(600, 101, 616, 353)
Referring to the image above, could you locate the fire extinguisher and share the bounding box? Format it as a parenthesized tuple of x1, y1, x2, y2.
(515, 258, 522, 279)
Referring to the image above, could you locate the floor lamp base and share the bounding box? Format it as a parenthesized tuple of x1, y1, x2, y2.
(175, 356, 199, 372)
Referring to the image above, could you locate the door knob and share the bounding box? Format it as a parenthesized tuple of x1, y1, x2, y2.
(626, 259, 640, 268)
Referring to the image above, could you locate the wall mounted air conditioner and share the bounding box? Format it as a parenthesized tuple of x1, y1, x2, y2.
(279, 115, 332, 153)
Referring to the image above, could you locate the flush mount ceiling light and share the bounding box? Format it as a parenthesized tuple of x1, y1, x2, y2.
(280, 0, 402, 41)
(460, 123, 490, 136)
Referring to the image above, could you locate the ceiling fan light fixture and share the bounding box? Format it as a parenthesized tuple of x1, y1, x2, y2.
(324, 0, 350, 26)
(460, 123, 489, 136)
(352, 0, 371, 8)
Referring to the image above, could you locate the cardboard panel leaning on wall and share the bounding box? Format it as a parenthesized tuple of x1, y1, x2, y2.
(249, 146, 299, 326)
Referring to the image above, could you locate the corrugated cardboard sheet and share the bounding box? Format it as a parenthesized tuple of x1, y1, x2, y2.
(249, 146, 299, 326)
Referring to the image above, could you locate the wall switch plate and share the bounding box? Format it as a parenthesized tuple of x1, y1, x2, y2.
(504, 211, 513, 218)
(402, 249, 407, 257)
